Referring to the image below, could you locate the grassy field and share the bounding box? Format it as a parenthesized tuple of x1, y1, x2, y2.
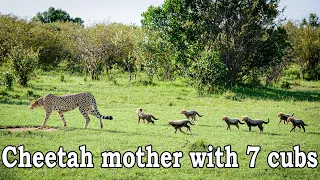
(0, 73, 319, 179)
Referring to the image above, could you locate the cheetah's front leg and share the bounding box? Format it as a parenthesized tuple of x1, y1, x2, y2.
(40, 111, 52, 129)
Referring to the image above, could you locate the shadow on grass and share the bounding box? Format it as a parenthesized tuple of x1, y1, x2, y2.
(231, 85, 320, 102)
(306, 132, 320, 135)
(198, 124, 214, 128)
(240, 129, 283, 135)
(84, 128, 146, 136)
(263, 132, 283, 136)
(0, 126, 142, 136)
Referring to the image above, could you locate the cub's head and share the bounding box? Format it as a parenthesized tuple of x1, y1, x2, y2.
(277, 112, 284, 117)
(287, 117, 294, 123)
(222, 116, 228, 121)
(180, 109, 187, 114)
(168, 120, 174, 125)
(136, 108, 142, 114)
(30, 97, 43, 110)
(242, 116, 249, 121)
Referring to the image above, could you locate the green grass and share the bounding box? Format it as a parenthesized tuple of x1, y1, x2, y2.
(0, 73, 319, 179)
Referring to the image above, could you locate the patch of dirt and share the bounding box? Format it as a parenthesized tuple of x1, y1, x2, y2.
(0, 127, 57, 133)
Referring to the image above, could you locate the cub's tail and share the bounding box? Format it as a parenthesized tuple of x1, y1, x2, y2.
(196, 112, 203, 117)
(188, 120, 195, 125)
(263, 118, 270, 124)
(152, 115, 158, 120)
(238, 120, 245, 124)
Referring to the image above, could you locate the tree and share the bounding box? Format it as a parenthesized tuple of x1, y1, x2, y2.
(73, 23, 137, 80)
(29, 23, 67, 69)
(56, 22, 84, 73)
(285, 13, 320, 80)
(138, 30, 176, 82)
(189, 49, 227, 93)
(0, 14, 69, 70)
(0, 14, 33, 65)
(34, 7, 84, 25)
(141, 0, 289, 88)
(6, 45, 39, 87)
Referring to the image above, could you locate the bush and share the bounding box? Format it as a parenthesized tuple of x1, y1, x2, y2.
(189, 50, 228, 94)
(222, 91, 237, 100)
(281, 81, 291, 89)
(26, 90, 34, 97)
(6, 45, 39, 87)
(283, 65, 301, 80)
(108, 64, 123, 85)
(3, 72, 14, 90)
(188, 140, 209, 151)
(59, 73, 65, 82)
(304, 68, 320, 81)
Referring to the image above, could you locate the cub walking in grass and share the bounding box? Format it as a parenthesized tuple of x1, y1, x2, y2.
(242, 116, 269, 133)
(277, 112, 294, 124)
(168, 120, 194, 133)
(136, 108, 159, 124)
(287, 117, 308, 132)
(222, 116, 245, 130)
(180, 109, 203, 123)
(30, 92, 113, 129)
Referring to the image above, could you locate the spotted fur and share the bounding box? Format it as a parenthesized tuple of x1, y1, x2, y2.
(30, 92, 113, 129)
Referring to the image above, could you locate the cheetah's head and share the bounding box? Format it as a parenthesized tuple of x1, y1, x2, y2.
(30, 98, 43, 110)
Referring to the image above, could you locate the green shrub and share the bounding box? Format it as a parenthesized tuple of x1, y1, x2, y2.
(281, 81, 291, 89)
(26, 90, 34, 97)
(304, 68, 320, 81)
(6, 45, 39, 87)
(59, 73, 65, 82)
(189, 50, 228, 94)
(222, 91, 237, 100)
(188, 140, 209, 151)
(4, 73, 14, 90)
(108, 64, 123, 85)
(283, 65, 301, 80)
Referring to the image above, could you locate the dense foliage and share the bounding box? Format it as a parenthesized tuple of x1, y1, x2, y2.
(141, 0, 290, 90)
(0, 1, 319, 92)
(285, 13, 320, 80)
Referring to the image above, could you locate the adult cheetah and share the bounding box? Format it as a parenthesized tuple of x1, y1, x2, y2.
(30, 92, 113, 129)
